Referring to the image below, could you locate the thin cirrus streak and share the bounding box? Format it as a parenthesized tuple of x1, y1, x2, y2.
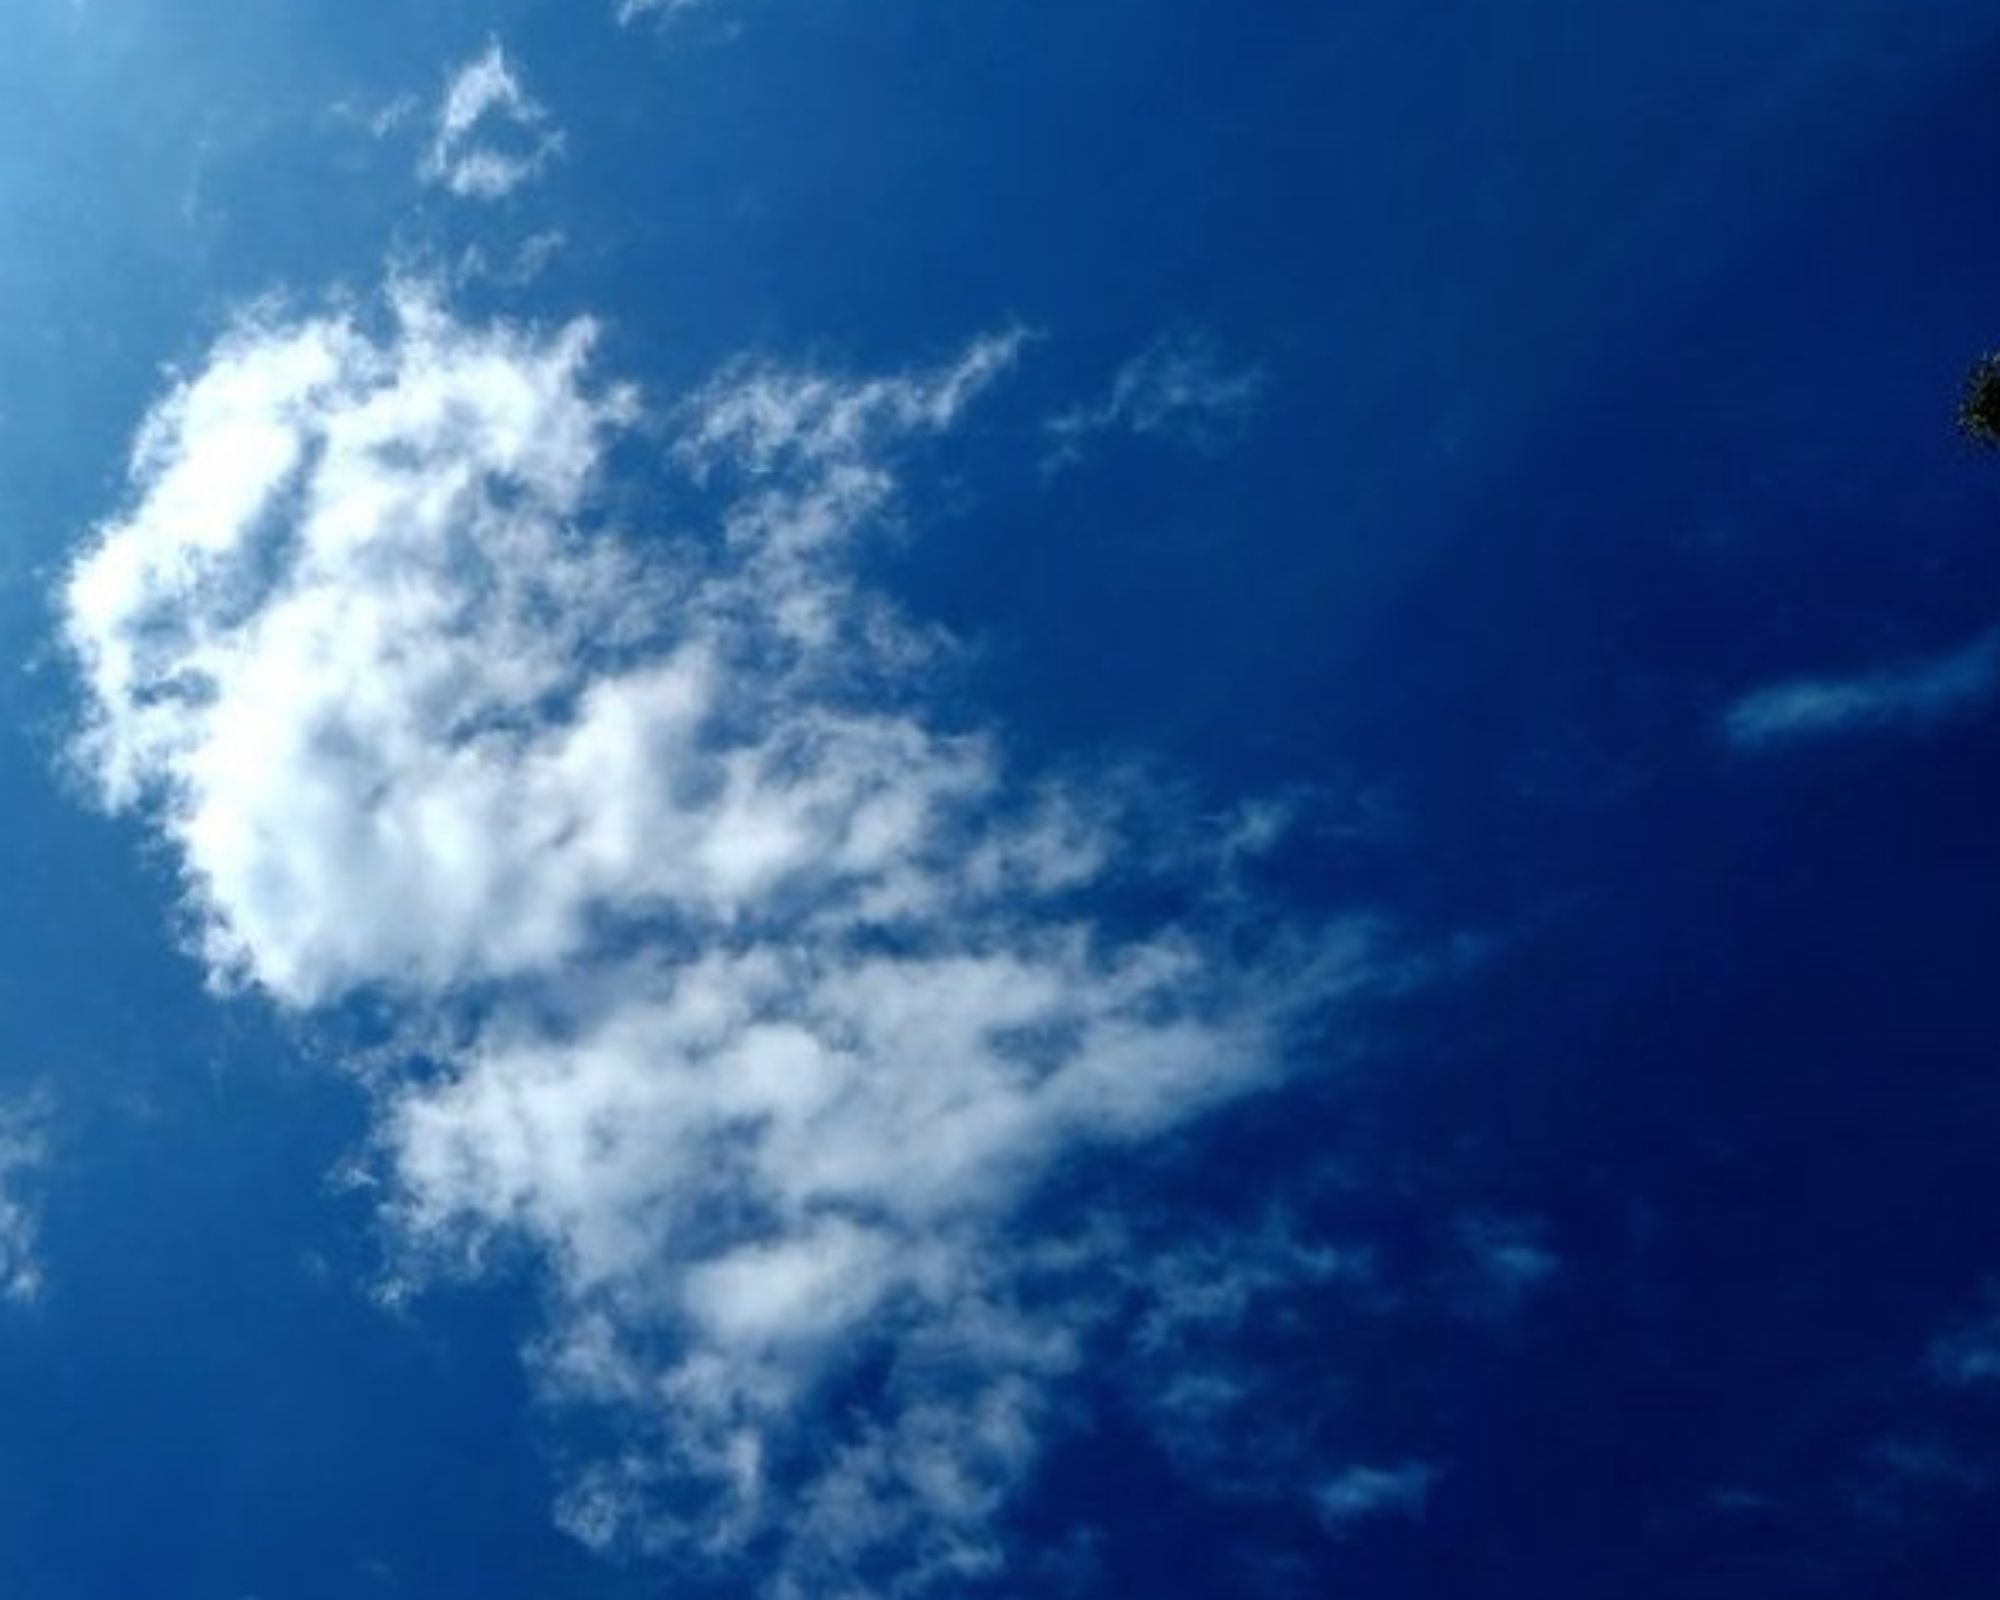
(617, 0, 723, 22)
(60, 280, 1379, 1595)
(1723, 624, 2000, 749)
(1043, 330, 1268, 475)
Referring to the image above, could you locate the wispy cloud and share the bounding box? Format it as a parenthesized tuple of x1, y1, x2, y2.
(1447, 1212, 1561, 1323)
(1928, 1287, 2000, 1389)
(422, 40, 562, 201)
(330, 92, 420, 141)
(1850, 1435, 1993, 1523)
(1723, 625, 2000, 750)
(62, 285, 1376, 1595)
(1313, 1462, 1437, 1536)
(0, 1099, 46, 1305)
(1044, 331, 1266, 473)
(617, 0, 734, 25)
(1123, 1215, 1383, 1504)
(455, 229, 567, 291)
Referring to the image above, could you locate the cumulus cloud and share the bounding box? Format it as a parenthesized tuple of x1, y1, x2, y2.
(1313, 1462, 1436, 1536)
(0, 1100, 46, 1305)
(62, 285, 1373, 1593)
(1723, 625, 2000, 750)
(1044, 331, 1266, 473)
(422, 40, 562, 201)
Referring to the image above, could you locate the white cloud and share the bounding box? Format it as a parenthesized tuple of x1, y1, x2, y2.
(1723, 624, 2000, 749)
(1044, 331, 1267, 473)
(422, 40, 563, 201)
(63, 287, 1372, 1594)
(1313, 1462, 1437, 1535)
(0, 1100, 46, 1305)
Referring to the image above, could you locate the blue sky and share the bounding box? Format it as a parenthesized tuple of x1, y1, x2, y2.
(5, 2, 2000, 1596)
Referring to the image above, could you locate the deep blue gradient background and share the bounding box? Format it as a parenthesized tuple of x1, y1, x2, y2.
(3, 1, 2000, 1594)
